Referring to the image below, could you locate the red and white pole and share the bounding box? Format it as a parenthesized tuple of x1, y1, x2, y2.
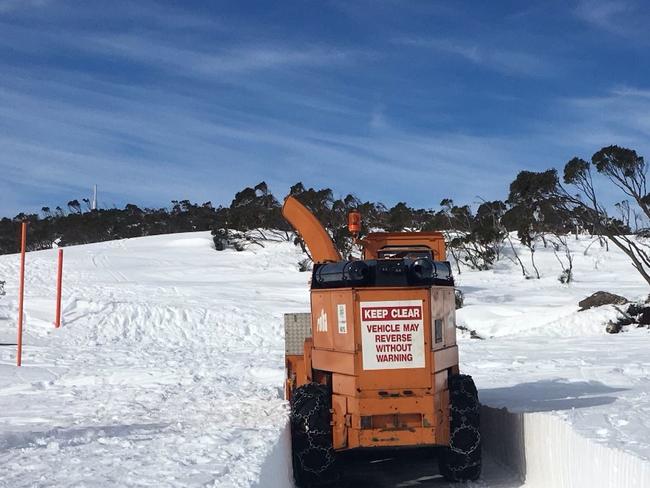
(16, 221, 26, 367)
(55, 249, 63, 328)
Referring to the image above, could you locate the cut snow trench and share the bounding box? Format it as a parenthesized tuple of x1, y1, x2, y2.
(482, 406, 650, 487)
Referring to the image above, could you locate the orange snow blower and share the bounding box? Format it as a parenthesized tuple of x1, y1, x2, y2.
(282, 196, 481, 486)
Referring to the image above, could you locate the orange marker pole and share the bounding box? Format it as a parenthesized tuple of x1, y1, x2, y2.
(16, 221, 26, 367)
(55, 249, 63, 328)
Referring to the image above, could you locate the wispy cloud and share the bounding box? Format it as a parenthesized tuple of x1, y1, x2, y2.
(1, 0, 649, 217)
(396, 37, 550, 77)
(5, 55, 649, 215)
(564, 87, 650, 142)
(89, 34, 359, 78)
(0, 18, 362, 80)
(369, 105, 388, 130)
(575, 0, 631, 27)
(0, 0, 49, 13)
(515, 86, 650, 168)
(574, 0, 644, 38)
(0, 67, 526, 214)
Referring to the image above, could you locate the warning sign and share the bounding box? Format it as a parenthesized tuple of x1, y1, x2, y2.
(360, 300, 425, 370)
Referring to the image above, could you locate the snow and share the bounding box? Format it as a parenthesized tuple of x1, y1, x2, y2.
(456, 238, 650, 457)
(0, 231, 649, 486)
(456, 237, 650, 486)
(483, 405, 650, 488)
(0, 233, 303, 487)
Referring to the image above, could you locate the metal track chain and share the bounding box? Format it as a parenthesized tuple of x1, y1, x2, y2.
(446, 375, 481, 476)
(290, 385, 336, 478)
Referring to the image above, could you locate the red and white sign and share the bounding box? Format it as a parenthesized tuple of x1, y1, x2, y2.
(360, 300, 425, 370)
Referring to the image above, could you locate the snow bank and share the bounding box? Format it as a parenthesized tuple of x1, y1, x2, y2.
(456, 234, 648, 339)
(253, 423, 293, 488)
(0, 232, 306, 487)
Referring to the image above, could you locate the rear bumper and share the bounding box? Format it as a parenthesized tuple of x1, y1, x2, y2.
(354, 426, 438, 448)
(333, 393, 450, 450)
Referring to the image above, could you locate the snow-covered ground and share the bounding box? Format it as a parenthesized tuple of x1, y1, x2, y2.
(455, 238, 650, 487)
(457, 238, 650, 461)
(0, 232, 649, 487)
(0, 233, 301, 487)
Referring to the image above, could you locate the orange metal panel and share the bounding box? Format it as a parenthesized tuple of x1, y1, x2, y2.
(304, 338, 313, 382)
(355, 387, 431, 399)
(332, 394, 348, 449)
(433, 371, 448, 393)
(312, 349, 356, 375)
(364, 413, 427, 430)
(433, 346, 458, 373)
(430, 288, 445, 351)
(435, 390, 450, 445)
(285, 354, 306, 400)
(395, 413, 421, 429)
(330, 290, 355, 353)
(347, 396, 434, 416)
(310, 291, 334, 350)
(443, 288, 457, 347)
(332, 374, 357, 396)
(356, 427, 436, 447)
(371, 414, 399, 429)
(310, 289, 356, 353)
(348, 428, 361, 449)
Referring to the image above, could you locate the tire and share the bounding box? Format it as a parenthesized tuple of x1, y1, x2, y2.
(439, 374, 482, 482)
(290, 383, 339, 487)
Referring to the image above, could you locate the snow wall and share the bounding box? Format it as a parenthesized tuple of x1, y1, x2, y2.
(253, 422, 294, 488)
(481, 406, 650, 487)
(258, 407, 650, 487)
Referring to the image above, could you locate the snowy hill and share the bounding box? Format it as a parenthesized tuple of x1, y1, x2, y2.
(0, 232, 649, 487)
(0, 233, 303, 487)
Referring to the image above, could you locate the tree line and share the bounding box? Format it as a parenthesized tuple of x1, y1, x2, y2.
(1, 145, 649, 285)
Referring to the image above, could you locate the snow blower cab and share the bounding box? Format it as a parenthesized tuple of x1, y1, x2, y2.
(282, 196, 481, 486)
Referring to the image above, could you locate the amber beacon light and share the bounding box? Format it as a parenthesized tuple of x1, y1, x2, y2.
(347, 209, 361, 236)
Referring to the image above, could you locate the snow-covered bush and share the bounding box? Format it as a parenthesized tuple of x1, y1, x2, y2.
(297, 258, 312, 272)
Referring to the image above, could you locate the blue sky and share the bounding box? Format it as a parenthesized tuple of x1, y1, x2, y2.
(1, 0, 649, 216)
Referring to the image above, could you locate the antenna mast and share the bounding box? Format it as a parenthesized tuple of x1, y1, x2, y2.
(92, 184, 97, 210)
